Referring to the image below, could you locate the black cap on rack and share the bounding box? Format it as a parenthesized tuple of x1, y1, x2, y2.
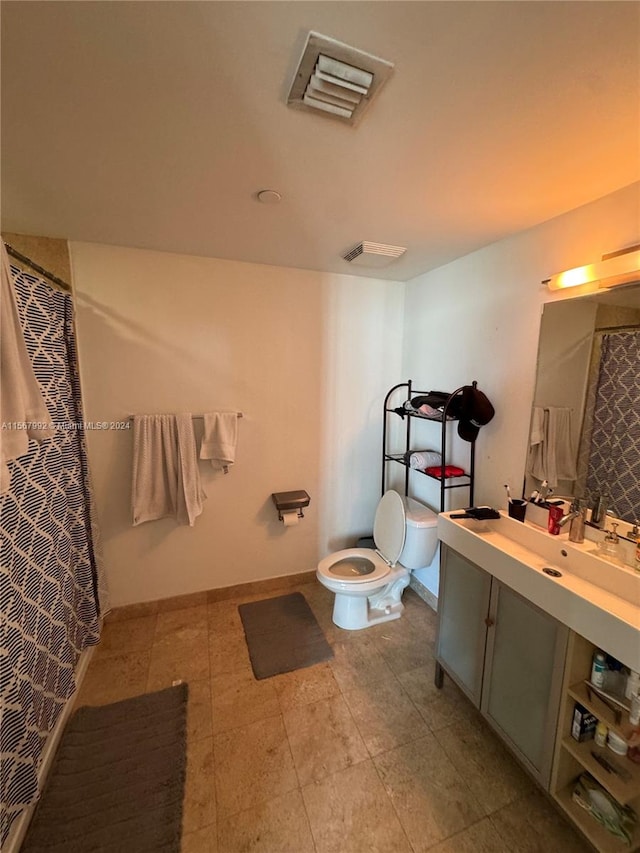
(454, 386, 495, 441)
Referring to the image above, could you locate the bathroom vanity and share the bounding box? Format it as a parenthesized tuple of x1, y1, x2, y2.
(436, 511, 640, 852)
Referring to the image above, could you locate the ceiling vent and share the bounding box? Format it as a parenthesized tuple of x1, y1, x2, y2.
(343, 242, 406, 268)
(287, 32, 394, 126)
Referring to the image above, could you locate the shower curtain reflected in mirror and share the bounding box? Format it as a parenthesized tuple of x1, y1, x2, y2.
(582, 329, 640, 523)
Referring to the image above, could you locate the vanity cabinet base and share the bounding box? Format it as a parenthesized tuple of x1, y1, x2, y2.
(436, 544, 640, 851)
(436, 545, 567, 790)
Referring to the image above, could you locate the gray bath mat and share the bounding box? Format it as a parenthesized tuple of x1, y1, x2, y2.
(239, 592, 333, 679)
(21, 683, 188, 853)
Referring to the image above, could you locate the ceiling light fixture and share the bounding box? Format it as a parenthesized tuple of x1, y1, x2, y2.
(287, 32, 394, 126)
(543, 244, 640, 291)
(342, 241, 406, 268)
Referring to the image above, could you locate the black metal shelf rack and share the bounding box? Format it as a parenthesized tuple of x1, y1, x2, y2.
(382, 380, 476, 512)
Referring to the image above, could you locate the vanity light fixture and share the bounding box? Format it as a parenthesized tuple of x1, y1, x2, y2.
(543, 244, 640, 291)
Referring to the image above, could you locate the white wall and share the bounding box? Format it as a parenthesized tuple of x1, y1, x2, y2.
(70, 243, 404, 606)
(70, 183, 638, 607)
(403, 182, 639, 595)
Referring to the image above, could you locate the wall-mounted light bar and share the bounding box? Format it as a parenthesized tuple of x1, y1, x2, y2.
(543, 245, 640, 291)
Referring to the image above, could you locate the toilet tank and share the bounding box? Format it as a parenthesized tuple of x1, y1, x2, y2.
(399, 497, 439, 569)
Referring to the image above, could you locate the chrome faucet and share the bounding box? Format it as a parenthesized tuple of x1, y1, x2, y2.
(590, 493, 609, 528)
(558, 500, 587, 543)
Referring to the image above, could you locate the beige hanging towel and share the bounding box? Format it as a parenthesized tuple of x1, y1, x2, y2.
(200, 412, 238, 473)
(132, 414, 206, 526)
(545, 406, 577, 487)
(526, 406, 576, 489)
(526, 406, 546, 482)
(1, 244, 55, 494)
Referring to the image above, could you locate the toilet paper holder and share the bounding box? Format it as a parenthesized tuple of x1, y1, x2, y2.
(271, 490, 310, 522)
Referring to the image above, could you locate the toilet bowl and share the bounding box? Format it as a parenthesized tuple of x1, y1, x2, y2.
(317, 490, 438, 630)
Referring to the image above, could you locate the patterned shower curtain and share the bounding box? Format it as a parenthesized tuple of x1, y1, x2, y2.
(585, 329, 640, 523)
(1, 266, 103, 841)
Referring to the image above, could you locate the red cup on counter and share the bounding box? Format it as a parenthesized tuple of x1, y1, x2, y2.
(548, 505, 564, 535)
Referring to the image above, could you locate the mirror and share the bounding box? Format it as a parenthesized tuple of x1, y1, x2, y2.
(526, 283, 640, 531)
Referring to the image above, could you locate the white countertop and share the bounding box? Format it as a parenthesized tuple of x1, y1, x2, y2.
(438, 510, 640, 671)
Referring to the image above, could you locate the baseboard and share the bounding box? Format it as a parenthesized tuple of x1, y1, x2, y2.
(207, 569, 317, 603)
(3, 644, 96, 853)
(409, 574, 438, 612)
(106, 569, 318, 621)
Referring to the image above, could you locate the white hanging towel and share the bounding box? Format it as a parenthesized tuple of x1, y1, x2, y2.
(529, 406, 545, 446)
(1, 244, 55, 494)
(527, 406, 576, 489)
(132, 414, 206, 526)
(546, 406, 577, 487)
(200, 412, 238, 473)
(527, 406, 546, 482)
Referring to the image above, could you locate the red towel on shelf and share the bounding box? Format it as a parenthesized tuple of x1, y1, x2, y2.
(425, 465, 465, 478)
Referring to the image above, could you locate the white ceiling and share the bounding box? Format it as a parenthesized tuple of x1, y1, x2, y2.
(2, 1, 639, 281)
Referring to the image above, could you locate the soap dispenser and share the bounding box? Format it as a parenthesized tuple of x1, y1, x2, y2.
(600, 522, 620, 559)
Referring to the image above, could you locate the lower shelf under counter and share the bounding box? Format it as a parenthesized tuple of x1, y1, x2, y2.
(561, 738, 640, 805)
(554, 784, 640, 853)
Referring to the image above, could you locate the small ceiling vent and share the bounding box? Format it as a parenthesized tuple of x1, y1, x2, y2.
(343, 242, 406, 267)
(287, 32, 394, 126)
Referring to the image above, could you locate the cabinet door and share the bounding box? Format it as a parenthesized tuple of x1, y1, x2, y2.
(481, 581, 568, 789)
(436, 546, 492, 705)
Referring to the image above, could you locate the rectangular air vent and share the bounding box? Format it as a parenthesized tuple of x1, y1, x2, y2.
(287, 32, 394, 126)
(343, 242, 406, 267)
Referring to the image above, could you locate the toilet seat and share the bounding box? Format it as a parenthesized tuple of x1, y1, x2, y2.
(372, 489, 406, 566)
(318, 547, 390, 585)
(317, 491, 409, 591)
(317, 490, 433, 630)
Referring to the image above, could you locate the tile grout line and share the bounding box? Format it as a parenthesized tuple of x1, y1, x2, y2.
(207, 669, 220, 853)
(281, 709, 320, 853)
(144, 612, 159, 691)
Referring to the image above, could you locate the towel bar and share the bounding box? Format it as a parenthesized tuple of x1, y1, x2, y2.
(128, 412, 243, 421)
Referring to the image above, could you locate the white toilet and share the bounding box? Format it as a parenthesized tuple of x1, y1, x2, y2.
(317, 490, 439, 630)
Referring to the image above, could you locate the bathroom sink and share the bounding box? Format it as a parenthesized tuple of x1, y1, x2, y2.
(438, 510, 640, 671)
(441, 511, 640, 602)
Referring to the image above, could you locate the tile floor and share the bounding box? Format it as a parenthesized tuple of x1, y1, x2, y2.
(74, 583, 592, 853)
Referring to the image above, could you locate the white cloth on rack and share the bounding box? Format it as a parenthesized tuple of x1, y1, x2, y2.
(527, 406, 576, 489)
(132, 414, 206, 526)
(1, 244, 54, 494)
(409, 450, 442, 470)
(200, 412, 238, 473)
